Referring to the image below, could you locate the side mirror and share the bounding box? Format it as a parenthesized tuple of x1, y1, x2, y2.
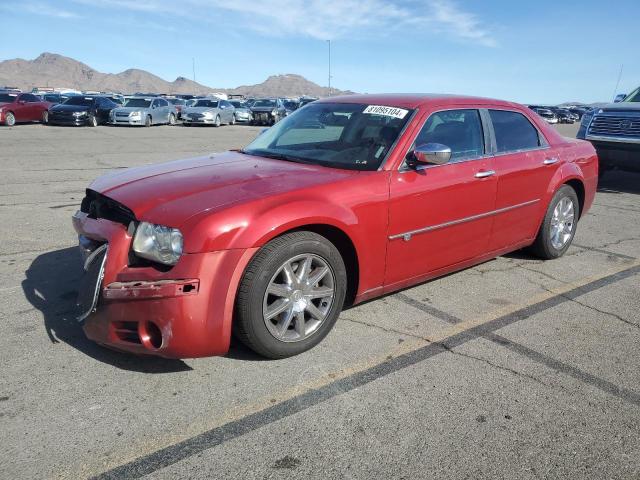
(413, 143, 452, 166)
(614, 94, 627, 103)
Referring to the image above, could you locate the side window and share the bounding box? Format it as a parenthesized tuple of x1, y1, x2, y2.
(159, 99, 168, 107)
(23, 94, 40, 102)
(489, 110, 541, 153)
(412, 109, 484, 162)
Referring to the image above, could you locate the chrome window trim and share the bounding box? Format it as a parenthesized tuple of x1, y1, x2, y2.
(398, 107, 488, 172)
(388, 199, 540, 241)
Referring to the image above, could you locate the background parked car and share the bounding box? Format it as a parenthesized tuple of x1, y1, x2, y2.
(110, 97, 177, 127)
(229, 100, 253, 123)
(548, 107, 575, 124)
(531, 107, 559, 124)
(182, 98, 235, 126)
(283, 99, 299, 116)
(298, 96, 318, 108)
(0, 91, 51, 126)
(250, 97, 286, 125)
(48, 95, 118, 127)
(166, 97, 186, 119)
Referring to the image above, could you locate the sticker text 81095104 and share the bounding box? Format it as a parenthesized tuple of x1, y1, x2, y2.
(362, 105, 409, 119)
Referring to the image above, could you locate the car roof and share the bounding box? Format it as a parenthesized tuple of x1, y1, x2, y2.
(318, 93, 522, 110)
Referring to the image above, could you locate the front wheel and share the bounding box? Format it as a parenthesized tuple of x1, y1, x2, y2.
(88, 115, 98, 127)
(531, 185, 579, 259)
(234, 231, 347, 359)
(41, 110, 49, 124)
(230, 114, 236, 125)
(144, 115, 151, 127)
(214, 115, 221, 127)
(168, 113, 176, 125)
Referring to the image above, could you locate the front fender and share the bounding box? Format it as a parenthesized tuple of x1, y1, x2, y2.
(183, 198, 359, 253)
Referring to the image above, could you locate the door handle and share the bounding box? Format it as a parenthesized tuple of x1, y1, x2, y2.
(543, 158, 559, 165)
(475, 170, 495, 178)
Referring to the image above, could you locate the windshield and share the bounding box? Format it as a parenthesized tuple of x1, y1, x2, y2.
(193, 100, 219, 108)
(284, 101, 298, 109)
(230, 101, 245, 108)
(253, 99, 276, 108)
(0, 93, 18, 103)
(168, 98, 185, 105)
(243, 102, 413, 171)
(124, 98, 152, 108)
(64, 96, 95, 106)
(623, 87, 640, 103)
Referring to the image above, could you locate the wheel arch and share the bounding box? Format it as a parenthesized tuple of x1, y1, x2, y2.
(563, 178, 585, 219)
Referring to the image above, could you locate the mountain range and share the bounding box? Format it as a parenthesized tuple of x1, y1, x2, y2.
(0, 52, 351, 97)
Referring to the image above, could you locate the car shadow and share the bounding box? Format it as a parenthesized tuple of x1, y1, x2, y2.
(598, 170, 640, 195)
(23, 246, 192, 373)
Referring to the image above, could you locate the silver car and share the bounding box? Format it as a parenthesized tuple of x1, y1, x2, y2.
(182, 98, 235, 126)
(110, 97, 177, 127)
(229, 100, 253, 123)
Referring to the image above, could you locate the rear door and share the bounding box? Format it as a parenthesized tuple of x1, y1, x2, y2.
(486, 108, 560, 251)
(14, 94, 30, 121)
(385, 108, 497, 290)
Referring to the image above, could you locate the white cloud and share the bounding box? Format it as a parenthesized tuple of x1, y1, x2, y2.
(2, 1, 80, 18)
(72, 0, 496, 46)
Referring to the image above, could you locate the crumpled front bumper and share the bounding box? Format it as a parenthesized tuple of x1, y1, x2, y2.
(72, 211, 256, 358)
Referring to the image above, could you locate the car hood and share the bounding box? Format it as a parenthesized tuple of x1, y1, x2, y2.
(114, 106, 150, 113)
(89, 150, 359, 228)
(183, 107, 219, 114)
(51, 104, 91, 112)
(596, 102, 640, 113)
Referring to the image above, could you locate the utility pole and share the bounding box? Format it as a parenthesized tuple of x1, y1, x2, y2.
(612, 64, 623, 101)
(327, 40, 332, 96)
(192, 57, 196, 82)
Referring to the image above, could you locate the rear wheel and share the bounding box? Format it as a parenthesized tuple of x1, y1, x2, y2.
(230, 114, 236, 125)
(234, 231, 347, 359)
(145, 115, 151, 127)
(214, 115, 221, 127)
(4, 112, 15, 126)
(41, 110, 48, 124)
(88, 115, 98, 127)
(168, 113, 176, 125)
(531, 185, 579, 259)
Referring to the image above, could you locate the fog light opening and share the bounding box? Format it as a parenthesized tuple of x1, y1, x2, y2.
(141, 321, 163, 350)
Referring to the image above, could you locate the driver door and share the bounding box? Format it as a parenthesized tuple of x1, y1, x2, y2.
(385, 108, 497, 290)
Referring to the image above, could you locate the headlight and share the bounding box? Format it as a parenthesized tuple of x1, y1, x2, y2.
(203, 111, 214, 118)
(132, 222, 183, 265)
(73, 111, 86, 116)
(129, 111, 141, 118)
(581, 112, 594, 126)
(271, 109, 278, 116)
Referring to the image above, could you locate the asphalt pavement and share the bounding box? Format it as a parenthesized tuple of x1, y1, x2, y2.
(1, 121, 639, 479)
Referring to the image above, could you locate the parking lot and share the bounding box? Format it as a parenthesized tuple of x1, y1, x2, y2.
(1, 122, 639, 479)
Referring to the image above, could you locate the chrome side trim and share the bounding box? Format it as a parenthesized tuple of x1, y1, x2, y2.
(585, 134, 640, 145)
(389, 199, 540, 241)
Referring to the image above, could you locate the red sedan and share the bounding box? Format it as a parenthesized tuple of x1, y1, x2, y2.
(0, 91, 51, 126)
(72, 94, 598, 359)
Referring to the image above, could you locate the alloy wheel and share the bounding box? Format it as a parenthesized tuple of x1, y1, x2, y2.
(550, 197, 575, 249)
(262, 254, 335, 342)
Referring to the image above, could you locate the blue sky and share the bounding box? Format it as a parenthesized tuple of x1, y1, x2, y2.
(0, 0, 638, 104)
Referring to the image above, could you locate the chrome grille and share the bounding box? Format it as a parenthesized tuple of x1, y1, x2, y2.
(588, 114, 640, 138)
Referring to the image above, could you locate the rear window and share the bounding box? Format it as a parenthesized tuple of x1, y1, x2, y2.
(0, 93, 18, 102)
(489, 110, 541, 153)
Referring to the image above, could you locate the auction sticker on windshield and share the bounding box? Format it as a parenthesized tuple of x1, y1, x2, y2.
(363, 105, 409, 119)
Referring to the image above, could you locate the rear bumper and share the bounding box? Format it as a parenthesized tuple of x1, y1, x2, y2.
(72, 211, 256, 358)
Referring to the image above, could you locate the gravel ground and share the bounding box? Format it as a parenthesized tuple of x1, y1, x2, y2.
(0, 121, 639, 479)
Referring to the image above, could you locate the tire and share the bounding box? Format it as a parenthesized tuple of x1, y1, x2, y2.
(214, 115, 221, 127)
(4, 112, 15, 126)
(183, 122, 191, 127)
(168, 113, 176, 125)
(230, 114, 236, 125)
(41, 110, 49, 124)
(234, 231, 347, 359)
(530, 185, 580, 259)
(145, 115, 151, 127)
(88, 115, 98, 127)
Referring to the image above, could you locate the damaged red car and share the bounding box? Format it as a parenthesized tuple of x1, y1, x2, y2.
(73, 94, 598, 359)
